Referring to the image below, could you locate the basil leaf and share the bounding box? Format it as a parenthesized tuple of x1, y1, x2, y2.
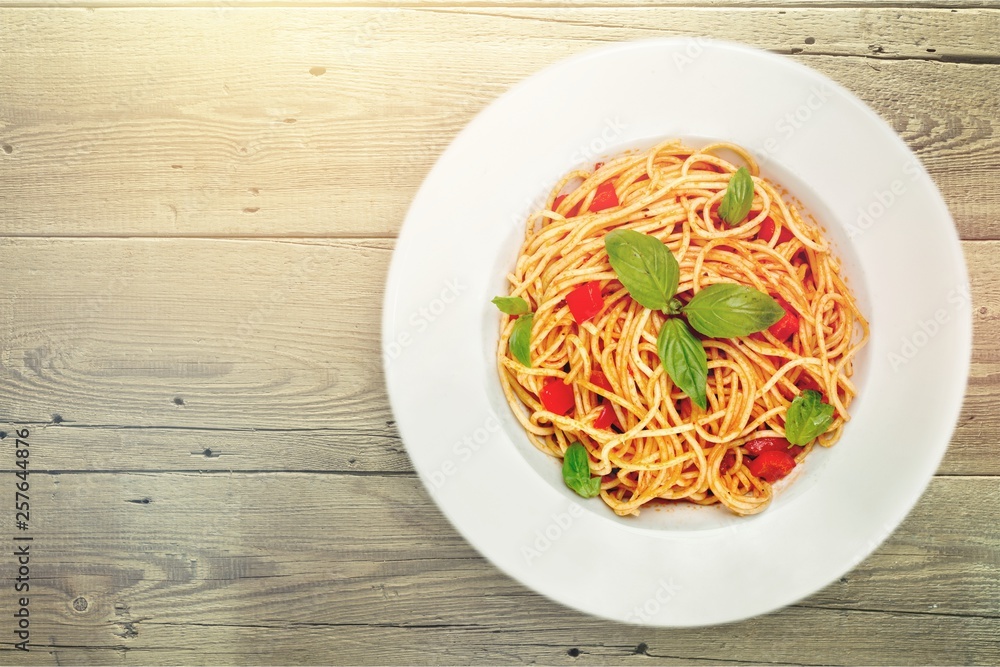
(492, 296, 531, 315)
(657, 318, 708, 410)
(604, 230, 679, 311)
(718, 167, 755, 226)
(509, 312, 533, 367)
(562, 442, 602, 498)
(682, 283, 785, 338)
(785, 389, 835, 445)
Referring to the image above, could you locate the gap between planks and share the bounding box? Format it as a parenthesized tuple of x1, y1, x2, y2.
(1, 2, 998, 9)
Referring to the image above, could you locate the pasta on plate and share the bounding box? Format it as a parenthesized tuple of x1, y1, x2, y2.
(493, 139, 869, 516)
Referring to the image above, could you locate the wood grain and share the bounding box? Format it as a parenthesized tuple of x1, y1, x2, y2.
(0, 237, 995, 472)
(1, 8, 999, 237)
(2, 0, 999, 8)
(0, 237, 393, 431)
(2, 4, 998, 664)
(0, 472, 995, 665)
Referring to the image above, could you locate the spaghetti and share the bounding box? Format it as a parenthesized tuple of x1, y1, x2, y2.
(495, 139, 869, 516)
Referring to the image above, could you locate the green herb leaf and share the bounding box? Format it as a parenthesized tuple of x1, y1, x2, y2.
(718, 167, 755, 226)
(657, 318, 708, 410)
(492, 296, 531, 315)
(509, 312, 533, 367)
(785, 389, 835, 445)
(682, 283, 785, 338)
(562, 442, 602, 498)
(604, 230, 680, 311)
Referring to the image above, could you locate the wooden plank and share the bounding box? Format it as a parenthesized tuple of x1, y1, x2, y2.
(0, 426, 413, 473)
(3, 613, 999, 666)
(1, 404, 988, 475)
(0, 472, 995, 665)
(1, 8, 999, 237)
(2, 0, 999, 9)
(0, 237, 995, 473)
(0, 237, 394, 431)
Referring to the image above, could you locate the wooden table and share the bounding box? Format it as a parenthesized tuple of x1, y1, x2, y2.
(1, 2, 998, 664)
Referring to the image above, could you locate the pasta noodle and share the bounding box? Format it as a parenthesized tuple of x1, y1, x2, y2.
(495, 139, 869, 516)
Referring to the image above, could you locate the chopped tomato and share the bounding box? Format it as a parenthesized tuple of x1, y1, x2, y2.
(635, 174, 650, 183)
(746, 450, 796, 483)
(757, 216, 794, 244)
(589, 371, 614, 394)
(743, 436, 803, 458)
(552, 194, 582, 217)
(594, 403, 619, 429)
(719, 450, 737, 474)
(540, 378, 575, 416)
(589, 181, 619, 212)
(769, 296, 799, 342)
(589, 370, 618, 428)
(566, 281, 604, 324)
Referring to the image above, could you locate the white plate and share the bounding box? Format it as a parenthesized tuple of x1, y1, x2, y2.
(382, 39, 971, 626)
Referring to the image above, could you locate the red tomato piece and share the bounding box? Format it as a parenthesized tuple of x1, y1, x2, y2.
(769, 296, 799, 342)
(635, 174, 650, 183)
(757, 216, 794, 244)
(593, 403, 619, 430)
(565, 281, 604, 324)
(540, 378, 575, 416)
(589, 371, 614, 394)
(743, 436, 804, 458)
(594, 161, 604, 170)
(719, 450, 737, 474)
(589, 181, 619, 212)
(746, 450, 796, 483)
(552, 194, 582, 217)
